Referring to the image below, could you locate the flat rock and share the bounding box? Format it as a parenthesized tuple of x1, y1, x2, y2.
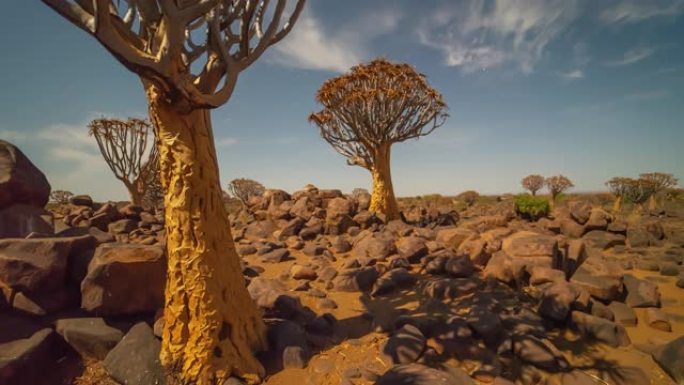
(571, 311, 630, 348)
(608, 302, 637, 326)
(645, 308, 671, 332)
(55, 317, 123, 360)
(653, 335, 684, 384)
(570, 258, 623, 302)
(623, 274, 661, 308)
(0, 328, 60, 385)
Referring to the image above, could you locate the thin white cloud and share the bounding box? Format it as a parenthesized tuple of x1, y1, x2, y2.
(417, 0, 581, 74)
(560, 69, 584, 79)
(601, 0, 684, 24)
(624, 90, 670, 101)
(605, 46, 656, 66)
(0, 130, 29, 142)
(269, 7, 402, 72)
(216, 137, 239, 147)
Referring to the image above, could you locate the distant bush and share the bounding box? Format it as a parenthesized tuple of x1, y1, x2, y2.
(456, 190, 480, 206)
(514, 195, 550, 220)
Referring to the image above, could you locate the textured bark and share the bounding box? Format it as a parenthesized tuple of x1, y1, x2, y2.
(146, 85, 266, 385)
(369, 146, 400, 221)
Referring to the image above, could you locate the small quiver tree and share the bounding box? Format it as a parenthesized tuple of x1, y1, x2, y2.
(50, 190, 74, 205)
(545, 175, 574, 206)
(456, 190, 479, 207)
(605, 177, 631, 213)
(227, 178, 265, 213)
(309, 59, 448, 221)
(623, 178, 655, 213)
(88, 118, 158, 206)
(521, 174, 545, 196)
(639, 172, 678, 211)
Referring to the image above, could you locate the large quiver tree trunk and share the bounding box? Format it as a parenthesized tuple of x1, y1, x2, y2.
(147, 86, 266, 385)
(369, 145, 400, 221)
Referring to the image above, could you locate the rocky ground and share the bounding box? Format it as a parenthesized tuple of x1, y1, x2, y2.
(1, 140, 683, 385)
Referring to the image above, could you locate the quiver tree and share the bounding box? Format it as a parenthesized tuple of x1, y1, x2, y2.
(309, 59, 448, 221)
(521, 174, 545, 196)
(456, 190, 479, 207)
(227, 178, 265, 212)
(623, 178, 655, 213)
(605, 177, 632, 213)
(88, 118, 158, 206)
(43, 1, 305, 383)
(140, 149, 165, 209)
(545, 175, 574, 204)
(639, 172, 678, 211)
(50, 190, 74, 205)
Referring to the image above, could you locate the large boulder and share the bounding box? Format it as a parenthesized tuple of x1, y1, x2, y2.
(81, 243, 166, 315)
(571, 311, 630, 348)
(436, 228, 477, 252)
(570, 258, 623, 302)
(104, 323, 166, 385)
(501, 231, 560, 268)
(0, 204, 54, 238)
(0, 140, 51, 210)
(0, 236, 91, 292)
(582, 230, 625, 250)
(623, 274, 661, 308)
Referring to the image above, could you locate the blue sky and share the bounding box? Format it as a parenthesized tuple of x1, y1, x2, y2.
(1, 0, 683, 201)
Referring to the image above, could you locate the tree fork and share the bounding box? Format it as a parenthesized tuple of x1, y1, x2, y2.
(147, 85, 267, 385)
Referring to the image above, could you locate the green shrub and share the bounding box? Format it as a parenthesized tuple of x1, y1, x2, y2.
(514, 195, 550, 220)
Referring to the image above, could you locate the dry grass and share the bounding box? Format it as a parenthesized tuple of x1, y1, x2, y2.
(73, 360, 119, 385)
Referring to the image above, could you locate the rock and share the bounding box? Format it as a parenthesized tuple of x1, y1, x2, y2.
(353, 235, 395, 261)
(458, 237, 490, 266)
(513, 335, 568, 370)
(445, 255, 475, 278)
(502, 231, 559, 268)
(570, 258, 623, 301)
(538, 282, 579, 321)
(0, 204, 54, 238)
(467, 307, 503, 345)
(108, 218, 137, 234)
(371, 268, 416, 296)
(260, 248, 290, 263)
(8, 287, 76, 316)
(528, 265, 565, 286)
(325, 197, 356, 235)
(395, 236, 428, 262)
(282, 346, 308, 369)
(608, 302, 637, 326)
(104, 323, 165, 385)
(585, 208, 610, 231)
(330, 236, 352, 253)
(381, 324, 426, 365)
(279, 217, 305, 238)
(333, 267, 379, 292)
(569, 201, 592, 225)
(290, 265, 317, 281)
(55, 317, 123, 360)
(623, 274, 661, 308)
(81, 243, 166, 315)
(653, 335, 684, 384)
(423, 277, 480, 300)
(425, 256, 447, 275)
(70, 195, 93, 207)
(483, 252, 526, 285)
(0, 328, 59, 385)
(660, 262, 680, 276)
(564, 239, 587, 276)
(571, 311, 630, 347)
(248, 278, 304, 319)
(0, 140, 51, 210)
(0, 237, 86, 292)
(590, 301, 614, 321)
(645, 308, 671, 332)
(375, 363, 471, 385)
(678, 273, 684, 289)
(582, 230, 625, 250)
(436, 228, 477, 252)
(560, 218, 585, 238)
